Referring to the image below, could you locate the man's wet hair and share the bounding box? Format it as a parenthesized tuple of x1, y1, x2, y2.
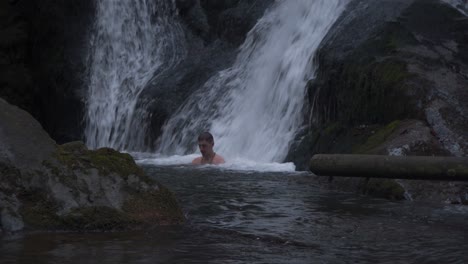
(198, 131, 214, 143)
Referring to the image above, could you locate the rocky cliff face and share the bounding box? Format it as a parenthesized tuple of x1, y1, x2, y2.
(0, 0, 94, 143)
(288, 0, 468, 203)
(0, 1, 35, 115)
(0, 98, 183, 233)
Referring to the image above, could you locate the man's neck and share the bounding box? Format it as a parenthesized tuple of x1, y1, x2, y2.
(202, 152, 216, 162)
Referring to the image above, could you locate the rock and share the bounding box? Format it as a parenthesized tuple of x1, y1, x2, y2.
(353, 120, 448, 156)
(0, 1, 35, 114)
(305, 0, 467, 155)
(1, 209, 24, 232)
(0, 99, 184, 232)
(0, 98, 56, 170)
(288, 0, 468, 202)
(198, 0, 274, 43)
(0, 0, 94, 143)
(177, 0, 210, 38)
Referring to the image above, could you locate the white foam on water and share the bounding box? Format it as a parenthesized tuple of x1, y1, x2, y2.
(136, 153, 199, 166)
(134, 154, 296, 172)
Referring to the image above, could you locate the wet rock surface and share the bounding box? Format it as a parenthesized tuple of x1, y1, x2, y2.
(289, 0, 468, 202)
(0, 98, 183, 233)
(0, 0, 93, 143)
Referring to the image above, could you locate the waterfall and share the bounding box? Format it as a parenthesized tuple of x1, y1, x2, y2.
(157, 0, 348, 163)
(85, 0, 185, 150)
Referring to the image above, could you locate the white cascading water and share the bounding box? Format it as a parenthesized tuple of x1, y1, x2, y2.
(85, 0, 185, 150)
(157, 0, 348, 164)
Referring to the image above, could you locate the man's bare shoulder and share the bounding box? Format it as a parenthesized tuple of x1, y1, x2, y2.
(213, 155, 225, 164)
(192, 157, 202, 165)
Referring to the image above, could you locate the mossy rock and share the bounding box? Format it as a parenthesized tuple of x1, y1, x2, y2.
(88, 148, 145, 177)
(61, 206, 135, 231)
(21, 196, 134, 231)
(336, 60, 413, 125)
(19, 190, 63, 229)
(54, 142, 149, 181)
(0, 99, 184, 232)
(19, 143, 185, 231)
(19, 186, 184, 231)
(59, 141, 88, 154)
(353, 120, 401, 154)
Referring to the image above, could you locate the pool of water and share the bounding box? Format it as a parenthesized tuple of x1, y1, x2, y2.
(1, 165, 467, 263)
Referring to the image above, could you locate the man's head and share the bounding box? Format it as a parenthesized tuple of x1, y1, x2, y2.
(197, 132, 214, 157)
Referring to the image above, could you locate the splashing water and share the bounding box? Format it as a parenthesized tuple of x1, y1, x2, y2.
(85, 0, 186, 150)
(157, 0, 348, 163)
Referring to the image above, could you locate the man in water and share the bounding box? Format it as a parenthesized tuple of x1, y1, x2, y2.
(192, 132, 225, 165)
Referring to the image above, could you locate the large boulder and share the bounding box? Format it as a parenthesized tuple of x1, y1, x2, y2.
(288, 0, 468, 202)
(309, 0, 467, 155)
(0, 98, 183, 233)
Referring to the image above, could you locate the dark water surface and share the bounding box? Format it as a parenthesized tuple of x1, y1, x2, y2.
(1, 165, 467, 263)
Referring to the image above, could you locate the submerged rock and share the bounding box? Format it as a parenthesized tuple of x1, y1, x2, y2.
(0, 98, 184, 233)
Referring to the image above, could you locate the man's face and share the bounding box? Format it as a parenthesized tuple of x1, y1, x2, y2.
(198, 140, 214, 157)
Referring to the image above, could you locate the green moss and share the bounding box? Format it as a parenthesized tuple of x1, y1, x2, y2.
(87, 148, 145, 178)
(54, 142, 87, 169)
(353, 120, 401, 154)
(362, 179, 405, 200)
(19, 186, 183, 231)
(61, 206, 135, 231)
(123, 185, 184, 225)
(337, 60, 412, 124)
(22, 142, 184, 230)
(42, 159, 83, 193)
(42, 160, 60, 175)
(323, 122, 343, 135)
(22, 196, 136, 231)
(347, 25, 417, 123)
(356, 21, 418, 62)
(59, 141, 88, 154)
(309, 19, 420, 128)
(19, 190, 63, 229)
(0, 164, 22, 189)
(54, 142, 149, 181)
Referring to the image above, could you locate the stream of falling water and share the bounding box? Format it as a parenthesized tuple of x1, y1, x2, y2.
(85, 0, 186, 151)
(157, 0, 348, 163)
